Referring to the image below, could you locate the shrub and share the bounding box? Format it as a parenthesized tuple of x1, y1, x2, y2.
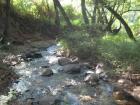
(59, 31, 140, 72)
(99, 33, 140, 71)
(58, 31, 98, 59)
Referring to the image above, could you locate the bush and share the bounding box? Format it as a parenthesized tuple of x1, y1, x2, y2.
(58, 31, 98, 59)
(59, 31, 140, 72)
(99, 33, 140, 71)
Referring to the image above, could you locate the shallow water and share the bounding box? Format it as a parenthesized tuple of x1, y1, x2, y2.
(1, 44, 118, 105)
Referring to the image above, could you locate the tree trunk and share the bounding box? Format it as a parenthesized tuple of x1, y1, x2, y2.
(102, 7, 108, 24)
(53, 0, 60, 27)
(0, 0, 3, 16)
(106, 18, 114, 32)
(105, 6, 136, 41)
(46, 1, 51, 24)
(1, 0, 10, 44)
(97, 7, 102, 23)
(54, 0, 72, 29)
(81, 0, 89, 25)
(92, 0, 98, 23)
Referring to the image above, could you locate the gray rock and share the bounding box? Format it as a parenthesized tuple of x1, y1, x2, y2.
(39, 95, 56, 105)
(95, 63, 104, 74)
(84, 70, 94, 76)
(22, 52, 42, 61)
(58, 57, 72, 66)
(84, 73, 99, 85)
(62, 64, 81, 74)
(81, 62, 92, 69)
(70, 56, 79, 64)
(99, 72, 108, 81)
(41, 68, 53, 76)
(63, 92, 80, 105)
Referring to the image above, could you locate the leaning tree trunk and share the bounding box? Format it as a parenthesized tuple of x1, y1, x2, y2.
(1, 0, 10, 44)
(53, 0, 60, 27)
(81, 0, 89, 25)
(106, 18, 114, 32)
(54, 0, 72, 29)
(105, 6, 136, 41)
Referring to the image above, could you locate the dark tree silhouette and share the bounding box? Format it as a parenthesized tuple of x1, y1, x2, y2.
(105, 6, 136, 41)
(53, 0, 72, 29)
(112, 24, 122, 34)
(53, 0, 60, 27)
(92, 0, 98, 23)
(99, 0, 136, 41)
(81, 0, 89, 25)
(1, 0, 10, 44)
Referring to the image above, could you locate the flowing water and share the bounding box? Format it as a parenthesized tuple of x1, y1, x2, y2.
(1, 44, 117, 105)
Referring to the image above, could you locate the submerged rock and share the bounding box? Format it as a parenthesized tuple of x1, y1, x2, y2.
(62, 92, 80, 105)
(62, 64, 81, 74)
(41, 68, 53, 76)
(39, 95, 57, 105)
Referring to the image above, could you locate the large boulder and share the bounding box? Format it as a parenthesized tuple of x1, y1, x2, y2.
(62, 64, 81, 74)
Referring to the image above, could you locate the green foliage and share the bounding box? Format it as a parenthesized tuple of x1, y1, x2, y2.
(58, 31, 98, 59)
(64, 5, 76, 19)
(99, 33, 140, 70)
(12, 0, 55, 21)
(59, 31, 140, 71)
(12, 0, 37, 16)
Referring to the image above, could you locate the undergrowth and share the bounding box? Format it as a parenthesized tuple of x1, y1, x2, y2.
(59, 31, 140, 72)
(58, 31, 99, 60)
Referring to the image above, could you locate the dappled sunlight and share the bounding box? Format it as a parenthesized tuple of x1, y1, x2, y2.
(102, 34, 132, 42)
(64, 78, 82, 86)
(60, 0, 81, 12)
